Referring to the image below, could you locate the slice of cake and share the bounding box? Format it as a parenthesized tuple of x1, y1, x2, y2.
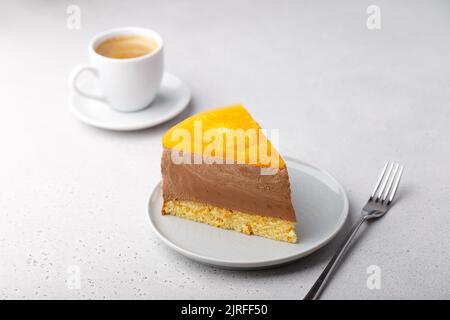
(161, 104, 297, 243)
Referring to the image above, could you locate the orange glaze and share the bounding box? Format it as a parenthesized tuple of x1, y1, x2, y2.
(162, 104, 285, 168)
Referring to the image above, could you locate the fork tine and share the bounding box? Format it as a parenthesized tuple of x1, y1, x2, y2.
(376, 162, 393, 201)
(387, 165, 404, 205)
(382, 163, 400, 202)
(370, 162, 389, 200)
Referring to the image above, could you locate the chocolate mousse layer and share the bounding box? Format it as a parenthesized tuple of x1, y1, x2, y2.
(161, 148, 296, 222)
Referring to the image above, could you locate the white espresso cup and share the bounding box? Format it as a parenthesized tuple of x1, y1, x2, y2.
(70, 27, 164, 112)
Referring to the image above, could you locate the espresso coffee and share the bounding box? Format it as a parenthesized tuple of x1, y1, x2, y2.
(95, 35, 159, 59)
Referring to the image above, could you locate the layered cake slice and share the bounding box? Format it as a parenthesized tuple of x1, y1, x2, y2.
(161, 104, 297, 243)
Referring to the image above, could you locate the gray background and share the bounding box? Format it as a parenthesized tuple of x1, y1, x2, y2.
(1, 0, 449, 299)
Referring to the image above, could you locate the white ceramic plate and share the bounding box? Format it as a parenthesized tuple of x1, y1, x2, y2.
(148, 157, 349, 270)
(70, 73, 190, 131)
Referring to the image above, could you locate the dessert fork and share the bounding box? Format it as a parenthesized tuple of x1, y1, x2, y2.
(304, 162, 404, 300)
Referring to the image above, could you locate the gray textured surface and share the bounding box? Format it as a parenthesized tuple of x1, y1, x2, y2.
(1, 0, 449, 299)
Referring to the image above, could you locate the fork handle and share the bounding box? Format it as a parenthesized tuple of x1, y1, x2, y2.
(304, 216, 367, 300)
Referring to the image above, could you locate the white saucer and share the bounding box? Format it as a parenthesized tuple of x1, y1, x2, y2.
(69, 73, 190, 131)
(148, 157, 349, 270)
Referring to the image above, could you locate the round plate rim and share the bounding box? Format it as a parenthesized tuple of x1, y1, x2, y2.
(69, 72, 190, 131)
(148, 157, 349, 269)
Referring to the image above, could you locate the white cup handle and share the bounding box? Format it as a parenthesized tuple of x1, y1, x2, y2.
(69, 64, 106, 101)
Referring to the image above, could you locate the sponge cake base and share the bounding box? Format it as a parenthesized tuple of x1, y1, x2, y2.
(163, 199, 297, 243)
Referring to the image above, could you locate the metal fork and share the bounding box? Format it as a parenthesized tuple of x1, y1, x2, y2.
(304, 162, 404, 300)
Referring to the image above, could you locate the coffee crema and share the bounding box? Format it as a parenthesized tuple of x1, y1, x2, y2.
(95, 35, 159, 59)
